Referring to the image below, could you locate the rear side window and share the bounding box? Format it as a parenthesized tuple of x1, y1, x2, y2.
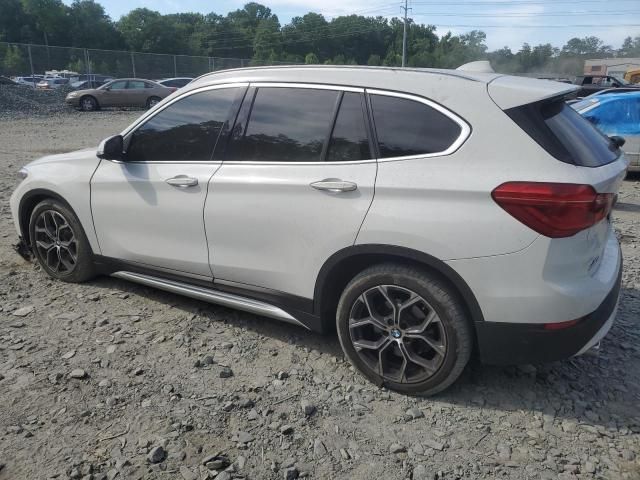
(127, 87, 239, 162)
(370, 94, 463, 159)
(227, 87, 338, 162)
(326, 92, 371, 162)
(506, 99, 619, 167)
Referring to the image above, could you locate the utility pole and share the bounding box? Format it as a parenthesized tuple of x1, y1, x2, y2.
(401, 0, 410, 67)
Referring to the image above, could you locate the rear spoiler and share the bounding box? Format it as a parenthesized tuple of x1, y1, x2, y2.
(488, 76, 579, 110)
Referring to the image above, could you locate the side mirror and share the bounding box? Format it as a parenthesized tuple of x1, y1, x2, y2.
(610, 135, 625, 149)
(97, 135, 124, 160)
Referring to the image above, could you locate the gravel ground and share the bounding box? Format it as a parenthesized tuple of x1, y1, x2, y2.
(0, 111, 639, 480)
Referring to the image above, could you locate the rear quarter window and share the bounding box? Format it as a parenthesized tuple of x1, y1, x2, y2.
(505, 98, 619, 167)
(370, 93, 463, 159)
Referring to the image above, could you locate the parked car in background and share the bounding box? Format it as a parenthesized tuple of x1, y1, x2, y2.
(157, 77, 193, 89)
(14, 76, 43, 87)
(65, 78, 176, 111)
(36, 77, 70, 90)
(0, 76, 19, 85)
(572, 91, 640, 171)
(573, 75, 638, 97)
(13, 66, 626, 395)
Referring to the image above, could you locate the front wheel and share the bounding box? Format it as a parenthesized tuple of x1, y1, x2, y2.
(29, 199, 96, 283)
(336, 264, 473, 396)
(79, 95, 98, 111)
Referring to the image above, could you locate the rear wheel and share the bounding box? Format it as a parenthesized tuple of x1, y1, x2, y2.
(29, 199, 95, 283)
(146, 96, 161, 109)
(336, 263, 472, 396)
(79, 95, 97, 111)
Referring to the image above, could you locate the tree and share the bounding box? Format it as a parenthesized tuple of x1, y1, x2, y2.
(21, 0, 71, 46)
(3, 44, 26, 74)
(117, 8, 178, 53)
(619, 36, 640, 57)
(367, 54, 381, 66)
(305, 52, 318, 64)
(68, 0, 123, 49)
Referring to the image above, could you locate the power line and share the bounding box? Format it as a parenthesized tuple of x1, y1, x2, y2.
(411, 0, 640, 4)
(412, 10, 640, 16)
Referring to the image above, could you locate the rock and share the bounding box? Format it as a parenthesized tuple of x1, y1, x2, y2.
(340, 448, 350, 460)
(237, 431, 254, 444)
(622, 449, 636, 461)
(313, 439, 327, 458)
(69, 369, 87, 379)
(106, 345, 116, 354)
(301, 399, 316, 417)
(179, 466, 197, 480)
(389, 443, 406, 454)
(584, 462, 596, 474)
(280, 424, 294, 435)
(277, 371, 289, 380)
(147, 446, 166, 464)
(12, 306, 34, 317)
(98, 379, 111, 388)
(423, 438, 445, 451)
(405, 408, 424, 420)
(219, 367, 234, 378)
(284, 467, 299, 480)
(215, 472, 232, 480)
(413, 464, 431, 480)
(61, 350, 76, 360)
(248, 409, 260, 421)
(238, 398, 254, 408)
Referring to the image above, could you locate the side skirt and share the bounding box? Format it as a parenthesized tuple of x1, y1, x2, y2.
(113, 271, 310, 330)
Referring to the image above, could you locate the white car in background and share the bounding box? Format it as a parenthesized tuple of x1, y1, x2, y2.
(10, 67, 627, 395)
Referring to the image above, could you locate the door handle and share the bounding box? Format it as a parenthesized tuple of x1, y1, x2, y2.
(310, 179, 358, 193)
(166, 175, 198, 188)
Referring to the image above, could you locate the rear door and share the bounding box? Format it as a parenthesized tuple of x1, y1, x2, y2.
(205, 84, 377, 300)
(91, 84, 244, 277)
(126, 80, 148, 107)
(100, 80, 128, 107)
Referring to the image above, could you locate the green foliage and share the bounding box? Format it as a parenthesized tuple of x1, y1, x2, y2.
(3, 44, 26, 74)
(0, 0, 636, 77)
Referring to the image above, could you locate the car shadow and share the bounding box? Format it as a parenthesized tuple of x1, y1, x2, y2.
(86, 275, 640, 430)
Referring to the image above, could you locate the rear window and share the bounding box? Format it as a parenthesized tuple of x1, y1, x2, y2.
(505, 99, 619, 167)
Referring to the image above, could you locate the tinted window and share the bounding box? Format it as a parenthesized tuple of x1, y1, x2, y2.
(127, 88, 239, 162)
(506, 99, 619, 167)
(370, 94, 463, 158)
(128, 80, 146, 89)
(227, 87, 338, 162)
(326, 92, 370, 162)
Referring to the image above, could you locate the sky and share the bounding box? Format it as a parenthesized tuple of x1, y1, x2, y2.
(84, 0, 640, 51)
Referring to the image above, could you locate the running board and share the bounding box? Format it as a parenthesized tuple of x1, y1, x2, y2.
(111, 271, 310, 330)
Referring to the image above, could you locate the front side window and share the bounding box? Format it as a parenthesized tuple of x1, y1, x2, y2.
(326, 92, 371, 162)
(370, 94, 463, 159)
(227, 87, 338, 162)
(109, 81, 127, 90)
(126, 87, 239, 162)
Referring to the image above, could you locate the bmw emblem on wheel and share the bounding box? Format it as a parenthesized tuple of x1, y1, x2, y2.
(391, 328, 402, 339)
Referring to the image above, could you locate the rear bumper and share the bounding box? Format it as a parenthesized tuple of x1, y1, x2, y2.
(475, 252, 622, 365)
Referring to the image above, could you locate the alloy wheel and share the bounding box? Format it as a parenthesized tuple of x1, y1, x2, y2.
(348, 285, 447, 383)
(34, 210, 78, 274)
(81, 98, 94, 111)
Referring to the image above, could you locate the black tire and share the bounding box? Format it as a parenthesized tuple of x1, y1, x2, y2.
(336, 263, 473, 396)
(79, 95, 98, 112)
(146, 96, 161, 109)
(28, 199, 96, 283)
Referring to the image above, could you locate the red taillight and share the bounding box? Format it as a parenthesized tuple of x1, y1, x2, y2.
(491, 182, 614, 238)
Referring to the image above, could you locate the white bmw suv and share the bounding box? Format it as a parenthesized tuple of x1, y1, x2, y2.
(10, 66, 627, 395)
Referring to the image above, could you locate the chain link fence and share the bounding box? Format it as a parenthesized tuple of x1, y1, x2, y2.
(0, 41, 294, 81)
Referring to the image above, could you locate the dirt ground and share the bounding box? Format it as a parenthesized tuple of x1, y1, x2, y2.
(0, 111, 639, 480)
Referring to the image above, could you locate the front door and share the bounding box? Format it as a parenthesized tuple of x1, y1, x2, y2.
(205, 85, 377, 299)
(91, 85, 243, 278)
(98, 80, 128, 107)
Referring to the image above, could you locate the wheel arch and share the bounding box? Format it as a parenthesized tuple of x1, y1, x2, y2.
(314, 244, 485, 333)
(19, 188, 84, 248)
